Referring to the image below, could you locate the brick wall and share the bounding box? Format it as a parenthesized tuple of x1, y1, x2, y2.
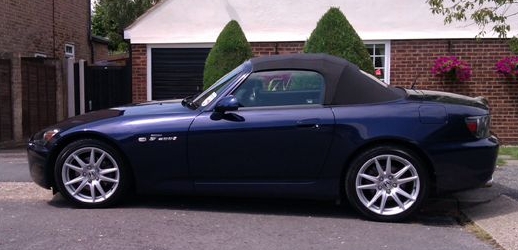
(92, 42, 110, 62)
(131, 44, 148, 103)
(0, 1, 53, 57)
(0, 0, 90, 61)
(390, 39, 518, 144)
(53, 0, 91, 62)
(251, 42, 305, 56)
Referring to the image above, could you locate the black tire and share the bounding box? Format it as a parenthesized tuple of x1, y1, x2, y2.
(345, 145, 429, 222)
(54, 139, 130, 208)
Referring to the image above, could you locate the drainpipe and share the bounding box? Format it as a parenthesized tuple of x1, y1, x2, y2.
(127, 38, 133, 102)
(88, 0, 94, 64)
(52, 0, 56, 58)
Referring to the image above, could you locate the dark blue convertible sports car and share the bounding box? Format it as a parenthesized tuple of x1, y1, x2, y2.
(28, 54, 499, 221)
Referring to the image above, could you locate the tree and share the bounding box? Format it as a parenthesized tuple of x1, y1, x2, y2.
(304, 7, 374, 74)
(203, 20, 253, 89)
(427, 0, 517, 38)
(92, 0, 160, 52)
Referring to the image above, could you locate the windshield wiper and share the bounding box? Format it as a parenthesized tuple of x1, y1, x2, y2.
(181, 95, 198, 110)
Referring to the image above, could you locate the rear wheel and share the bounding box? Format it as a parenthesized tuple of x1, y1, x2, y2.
(54, 139, 130, 208)
(345, 145, 428, 222)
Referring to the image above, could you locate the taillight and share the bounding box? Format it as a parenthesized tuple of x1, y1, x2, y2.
(465, 115, 491, 139)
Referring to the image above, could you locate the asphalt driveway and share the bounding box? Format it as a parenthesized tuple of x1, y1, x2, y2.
(1, 147, 516, 249)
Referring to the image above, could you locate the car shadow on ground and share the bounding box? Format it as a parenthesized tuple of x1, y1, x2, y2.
(47, 192, 460, 226)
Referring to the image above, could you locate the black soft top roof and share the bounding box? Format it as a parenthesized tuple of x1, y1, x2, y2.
(249, 53, 403, 105)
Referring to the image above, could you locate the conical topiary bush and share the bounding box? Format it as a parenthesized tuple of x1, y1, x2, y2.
(203, 20, 253, 89)
(304, 7, 374, 74)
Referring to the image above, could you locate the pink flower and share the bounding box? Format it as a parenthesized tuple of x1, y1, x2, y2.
(431, 56, 472, 83)
(495, 57, 518, 77)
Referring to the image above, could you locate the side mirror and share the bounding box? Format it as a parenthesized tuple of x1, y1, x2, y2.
(214, 95, 240, 113)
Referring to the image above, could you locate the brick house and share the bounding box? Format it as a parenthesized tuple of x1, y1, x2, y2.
(0, 0, 93, 146)
(124, 0, 518, 144)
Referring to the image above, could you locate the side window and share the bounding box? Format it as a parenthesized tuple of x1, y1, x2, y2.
(233, 70, 325, 107)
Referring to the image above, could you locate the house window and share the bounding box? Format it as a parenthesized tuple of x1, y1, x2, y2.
(65, 44, 75, 58)
(365, 41, 390, 84)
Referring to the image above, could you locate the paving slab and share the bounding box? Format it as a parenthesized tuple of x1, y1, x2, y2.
(461, 195, 518, 250)
(453, 163, 518, 250)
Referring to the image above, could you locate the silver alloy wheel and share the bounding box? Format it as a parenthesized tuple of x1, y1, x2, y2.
(355, 154, 420, 216)
(61, 147, 120, 203)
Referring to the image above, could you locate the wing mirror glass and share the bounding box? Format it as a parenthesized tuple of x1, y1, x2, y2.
(214, 95, 240, 113)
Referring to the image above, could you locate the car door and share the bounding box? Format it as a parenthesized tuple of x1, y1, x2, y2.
(188, 70, 335, 184)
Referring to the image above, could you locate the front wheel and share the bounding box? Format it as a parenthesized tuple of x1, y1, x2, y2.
(345, 145, 429, 222)
(54, 139, 130, 208)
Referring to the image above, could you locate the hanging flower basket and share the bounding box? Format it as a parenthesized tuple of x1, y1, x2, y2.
(495, 56, 518, 82)
(431, 56, 472, 83)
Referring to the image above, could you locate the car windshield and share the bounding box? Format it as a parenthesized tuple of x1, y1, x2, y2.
(189, 64, 246, 109)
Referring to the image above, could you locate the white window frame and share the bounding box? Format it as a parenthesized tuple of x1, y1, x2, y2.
(65, 44, 75, 58)
(364, 41, 391, 84)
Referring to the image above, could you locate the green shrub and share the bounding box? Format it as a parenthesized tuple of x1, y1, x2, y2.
(304, 7, 374, 74)
(203, 20, 253, 89)
(510, 36, 518, 55)
(288, 72, 324, 90)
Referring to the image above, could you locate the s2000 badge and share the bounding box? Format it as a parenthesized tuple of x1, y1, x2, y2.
(138, 135, 177, 142)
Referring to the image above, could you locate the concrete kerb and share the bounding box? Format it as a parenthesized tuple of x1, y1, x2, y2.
(458, 194, 518, 250)
(452, 174, 518, 250)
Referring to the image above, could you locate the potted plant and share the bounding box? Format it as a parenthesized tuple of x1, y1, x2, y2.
(495, 56, 518, 82)
(431, 56, 472, 83)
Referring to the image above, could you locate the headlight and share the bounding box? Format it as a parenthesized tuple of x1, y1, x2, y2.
(32, 129, 60, 145)
(43, 129, 60, 142)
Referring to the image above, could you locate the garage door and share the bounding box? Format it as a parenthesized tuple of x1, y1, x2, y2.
(151, 48, 210, 100)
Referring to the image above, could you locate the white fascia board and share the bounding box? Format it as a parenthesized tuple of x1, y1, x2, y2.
(125, 0, 518, 44)
(129, 30, 489, 44)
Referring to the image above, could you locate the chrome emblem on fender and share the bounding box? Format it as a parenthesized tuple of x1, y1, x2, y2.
(138, 134, 177, 142)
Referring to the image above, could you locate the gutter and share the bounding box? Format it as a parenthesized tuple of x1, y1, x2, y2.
(88, 0, 94, 63)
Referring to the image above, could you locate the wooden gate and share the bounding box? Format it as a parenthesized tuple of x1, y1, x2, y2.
(85, 64, 131, 112)
(21, 58, 57, 138)
(74, 62, 131, 114)
(0, 59, 13, 142)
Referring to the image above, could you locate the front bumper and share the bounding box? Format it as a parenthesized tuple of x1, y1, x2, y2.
(27, 142, 52, 189)
(431, 135, 499, 192)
